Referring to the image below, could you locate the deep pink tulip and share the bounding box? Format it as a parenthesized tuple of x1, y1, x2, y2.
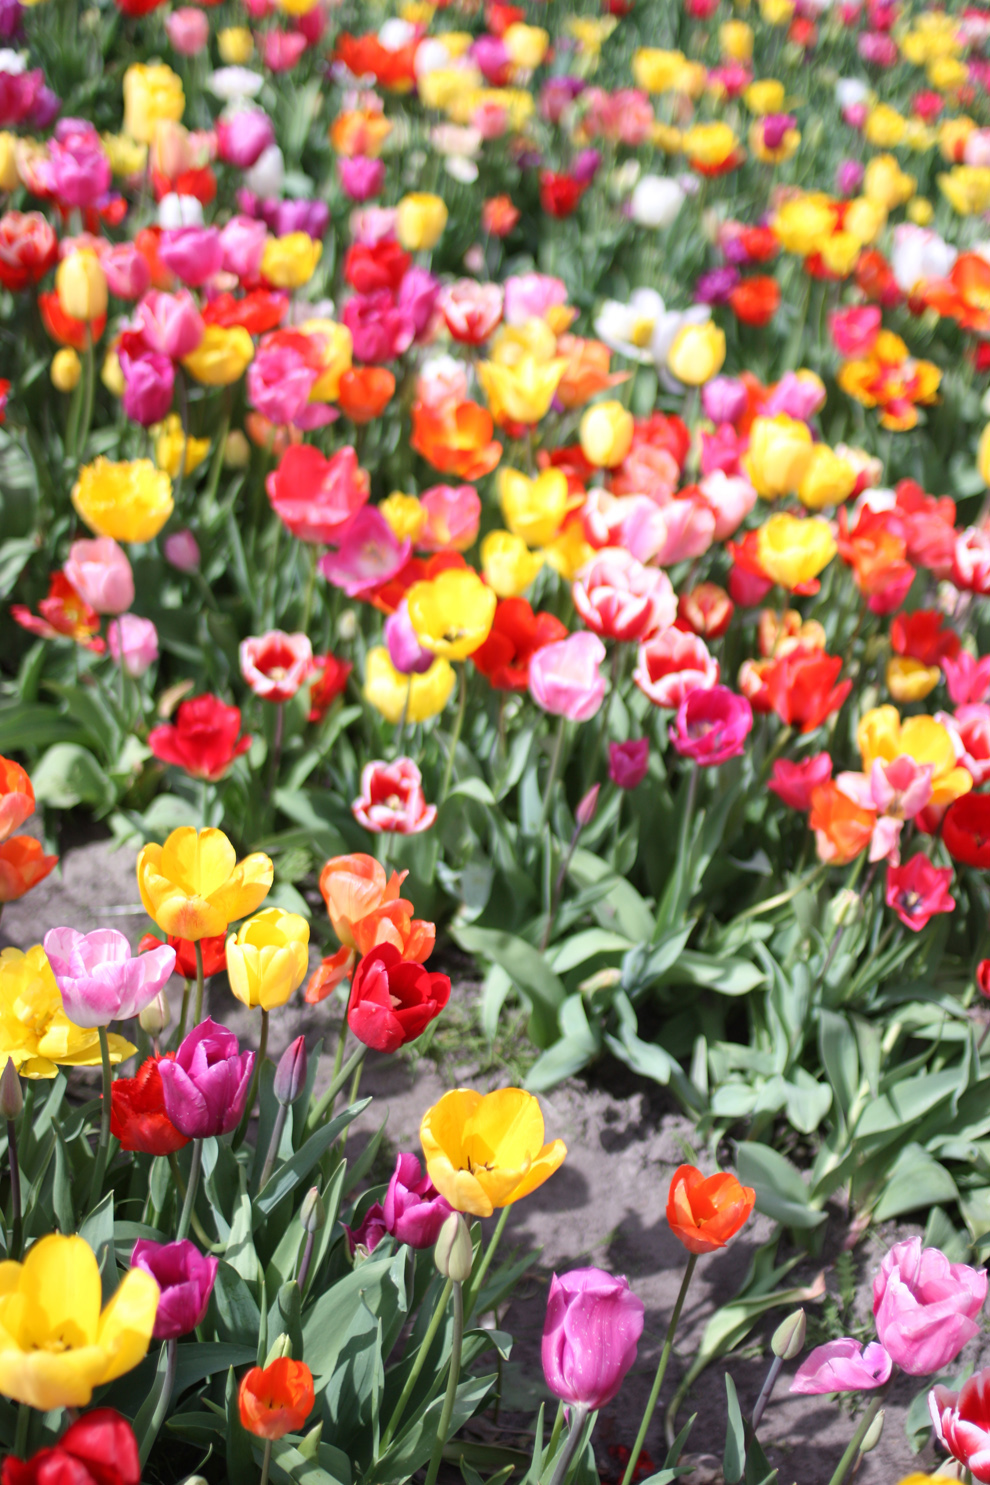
(885, 854, 955, 931)
(767, 754, 833, 811)
(608, 739, 649, 790)
(131, 1239, 218, 1338)
(108, 614, 159, 678)
(257, 29, 307, 71)
(343, 1202, 388, 1256)
(44, 127, 111, 209)
(120, 350, 174, 426)
(542, 1268, 645, 1410)
(247, 343, 317, 427)
(701, 376, 748, 424)
(529, 632, 607, 722)
(267, 444, 369, 546)
(318, 507, 411, 600)
(930, 1368, 990, 1482)
(790, 1339, 892, 1395)
(43, 927, 176, 1029)
(384, 1153, 452, 1248)
(873, 1237, 987, 1376)
(136, 290, 205, 360)
(338, 156, 385, 202)
(670, 685, 753, 767)
(64, 536, 134, 615)
(943, 651, 990, 706)
(397, 266, 440, 340)
(342, 290, 415, 363)
(158, 1018, 256, 1139)
(158, 228, 224, 289)
(216, 108, 275, 169)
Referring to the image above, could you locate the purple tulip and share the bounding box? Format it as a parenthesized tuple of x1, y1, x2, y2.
(158, 1018, 256, 1139)
(273, 1036, 307, 1106)
(608, 739, 649, 790)
(791, 1338, 892, 1395)
(541, 1268, 645, 1410)
(0, 0, 23, 44)
(383, 1153, 452, 1248)
(120, 351, 174, 427)
(26, 82, 60, 131)
(131, 1239, 218, 1339)
(43, 927, 176, 1029)
(384, 600, 434, 676)
(344, 1201, 388, 1256)
(157, 227, 224, 288)
(0, 67, 43, 127)
(695, 266, 740, 305)
(262, 197, 330, 240)
(216, 107, 275, 169)
(836, 159, 865, 196)
(670, 684, 753, 767)
(873, 1238, 987, 1377)
(572, 149, 602, 187)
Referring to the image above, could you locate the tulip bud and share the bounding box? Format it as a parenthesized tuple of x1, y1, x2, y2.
(0, 1059, 22, 1121)
(274, 1036, 307, 1106)
(435, 1212, 473, 1281)
(51, 348, 81, 392)
(139, 991, 171, 1038)
(264, 1331, 293, 1368)
(56, 250, 108, 323)
(771, 1309, 806, 1360)
(831, 887, 863, 928)
(579, 401, 634, 469)
(102, 350, 125, 397)
(576, 784, 600, 829)
(300, 1185, 325, 1233)
(859, 1408, 884, 1453)
(224, 429, 251, 468)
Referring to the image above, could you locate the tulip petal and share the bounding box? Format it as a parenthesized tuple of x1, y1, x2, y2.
(162, 826, 237, 899)
(96, 1267, 160, 1382)
(0, 1343, 109, 1410)
(504, 1138, 569, 1203)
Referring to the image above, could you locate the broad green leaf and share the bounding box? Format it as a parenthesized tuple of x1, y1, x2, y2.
(30, 743, 114, 813)
(723, 1374, 745, 1485)
(872, 1144, 958, 1222)
(735, 1144, 825, 1230)
(452, 927, 565, 1049)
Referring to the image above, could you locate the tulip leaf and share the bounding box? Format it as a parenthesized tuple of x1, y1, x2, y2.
(451, 927, 565, 1049)
(30, 742, 115, 814)
(254, 1099, 370, 1218)
(735, 1144, 826, 1230)
(225, 1364, 256, 1485)
(213, 1260, 263, 1346)
(133, 1340, 170, 1465)
(266, 1437, 351, 1485)
(0, 702, 89, 755)
(371, 1374, 496, 1484)
(723, 1374, 745, 1484)
(871, 1143, 958, 1222)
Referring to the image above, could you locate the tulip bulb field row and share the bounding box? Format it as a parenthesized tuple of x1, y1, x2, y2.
(8, 0, 990, 1472)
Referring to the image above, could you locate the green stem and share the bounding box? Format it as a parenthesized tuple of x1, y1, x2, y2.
(546, 1401, 565, 1464)
(7, 1119, 22, 1261)
(301, 544, 318, 633)
(439, 664, 468, 806)
(259, 1103, 288, 1190)
(176, 1138, 203, 1242)
(139, 1337, 177, 1466)
(176, 979, 191, 1043)
(538, 716, 568, 835)
(77, 334, 95, 461)
(306, 1044, 366, 1133)
(620, 1254, 698, 1485)
(193, 941, 205, 1027)
(380, 1276, 453, 1451)
(423, 1279, 464, 1485)
(13, 1402, 29, 1459)
(544, 1404, 590, 1485)
(233, 1009, 268, 1151)
(464, 1203, 511, 1321)
(88, 1026, 114, 1210)
(338, 1055, 364, 1156)
(826, 1393, 884, 1485)
(259, 1437, 273, 1485)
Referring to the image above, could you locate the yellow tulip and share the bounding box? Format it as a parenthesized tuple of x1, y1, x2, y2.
(667, 323, 726, 386)
(396, 193, 449, 250)
(224, 430, 251, 468)
(137, 827, 273, 942)
(226, 908, 310, 1011)
(102, 132, 148, 178)
(153, 414, 211, 478)
(418, 68, 482, 112)
(907, 197, 934, 226)
(218, 27, 254, 63)
(420, 1087, 567, 1217)
(364, 647, 455, 723)
(744, 78, 785, 114)
(123, 63, 184, 145)
(681, 122, 738, 168)
(0, 946, 136, 1078)
(771, 193, 836, 256)
(759, 0, 793, 23)
(756, 513, 836, 590)
(51, 348, 81, 393)
(407, 567, 496, 660)
(542, 517, 594, 579)
(797, 445, 856, 510)
(380, 492, 426, 544)
(499, 467, 570, 547)
(260, 233, 322, 290)
(631, 48, 689, 93)
(858, 707, 973, 807)
(0, 1234, 159, 1410)
(480, 531, 543, 597)
(744, 415, 814, 499)
(579, 400, 635, 468)
(887, 656, 940, 703)
(864, 104, 906, 149)
(979, 424, 990, 486)
(0, 133, 18, 191)
(102, 350, 125, 397)
(299, 318, 352, 401)
(72, 458, 173, 544)
(939, 165, 990, 216)
(56, 251, 107, 323)
(476, 355, 567, 424)
(863, 154, 916, 210)
(844, 196, 887, 245)
(182, 325, 254, 386)
(719, 19, 753, 60)
(503, 22, 548, 67)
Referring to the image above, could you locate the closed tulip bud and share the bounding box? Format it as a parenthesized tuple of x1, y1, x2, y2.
(435, 1212, 473, 1281)
(667, 321, 726, 386)
(51, 348, 81, 392)
(274, 1036, 307, 1106)
(139, 991, 171, 1038)
(576, 784, 600, 828)
(338, 609, 358, 642)
(977, 959, 990, 998)
(300, 1186, 325, 1233)
(0, 1058, 22, 1120)
(396, 193, 449, 251)
(771, 1309, 806, 1360)
(579, 400, 634, 468)
(224, 430, 251, 468)
(218, 26, 253, 63)
(860, 1409, 884, 1453)
(56, 250, 108, 323)
(831, 887, 863, 928)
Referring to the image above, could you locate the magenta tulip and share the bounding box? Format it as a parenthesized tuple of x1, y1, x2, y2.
(64, 537, 134, 615)
(790, 1339, 892, 1395)
(43, 927, 176, 1029)
(158, 1018, 255, 1139)
(529, 632, 607, 722)
(542, 1267, 645, 1410)
(384, 600, 434, 676)
(608, 739, 649, 790)
(157, 228, 224, 289)
(344, 1202, 388, 1256)
(670, 684, 753, 766)
(383, 1153, 452, 1249)
(219, 215, 268, 280)
(120, 350, 174, 426)
(338, 156, 385, 202)
(873, 1237, 987, 1376)
(130, 1239, 218, 1338)
(318, 507, 411, 601)
(216, 108, 275, 168)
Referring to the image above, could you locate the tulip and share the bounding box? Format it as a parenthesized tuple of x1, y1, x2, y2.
(51, 348, 82, 392)
(273, 1036, 307, 1105)
(542, 1268, 645, 1409)
(0, 1234, 159, 1409)
(858, 707, 972, 808)
(743, 414, 814, 499)
(0, 1409, 140, 1485)
(0, 757, 33, 843)
(148, 695, 252, 783)
(407, 567, 497, 661)
(56, 250, 107, 322)
(320, 508, 412, 602)
(667, 321, 726, 385)
(579, 401, 634, 468)
(768, 754, 833, 810)
(239, 1359, 314, 1441)
(666, 1164, 756, 1253)
(630, 174, 684, 228)
(42, 927, 176, 1029)
(159, 1017, 255, 1139)
(130, 1239, 217, 1338)
(874, 1237, 987, 1375)
(348, 944, 450, 1053)
(240, 630, 313, 703)
(634, 629, 719, 709)
(761, 646, 851, 733)
(791, 1338, 893, 1394)
(165, 7, 209, 53)
(226, 908, 309, 1011)
(120, 351, 174, 426)
(318, 854, 406, 949)
(0, 946, 135, 1077)
(420, 1087, 566, 1217)
(810, 781, 875, 866)
(352, 758, 437, 835)
(261, 232, 322, 290)
(480, 530, 544, 598)
(756, 513, 837, 591)
(182, 325, 254, 386)
(71, 458, 173, 544)
(136, 826, 273, 941)
(64, 537, 133, 616)
(136, 289, 204, 360)
(930, 1369, 990, 1482)
(110, 1056, 189, 1155)
(108, 614, 159, 677)
(267, 443, 368, 544)
(670, 685, 753, 767)
(472, 598, 568, 692)
(365, 648, 456, 724)
(384, 601, 435, 677)
(529, 632, 607, 722)
(383, 1152, 453, 1248)
(123, 62, 184, 144)
(396, 192, 448, 250)
(609, 738, 650, 790)
(885, 854, 955, 930)
(343, 1202, 388, 1258)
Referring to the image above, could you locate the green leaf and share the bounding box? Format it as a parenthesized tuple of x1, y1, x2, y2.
(451, 927, 565, 1049)
(872, 1144, 958, 1222)
(0, 536, 36, 599)
(213, 1261, 262, 1345)
(666, 951, 764, 996)
(549, 929, 633, 974)
(723, 1374, 745, 1485)
(225, 1364, 256, 1485)
(735, 1144, 825, 1230)
(31, 742, 115, 813)
(254, 1100, 369, 1218)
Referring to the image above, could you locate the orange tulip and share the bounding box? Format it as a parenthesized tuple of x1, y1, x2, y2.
(555, 335, 628, 410)
(666, 1164, 755, 1254)
(0, 836, 58, 903)
(304, 945, 355, 1004)
(809, 781, 875, 864)
(0, 758, 34, 843)
(318, 853, 406, 948)
(410, 399, 503, 481)
(337, 366, 396, 424)
(238, 1358, 314, 1440)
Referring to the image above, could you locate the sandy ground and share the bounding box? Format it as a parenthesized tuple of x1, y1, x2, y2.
(2, 834, 980, 1485)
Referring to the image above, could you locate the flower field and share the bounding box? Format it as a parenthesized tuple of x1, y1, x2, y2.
(8, 0, 990, 1475)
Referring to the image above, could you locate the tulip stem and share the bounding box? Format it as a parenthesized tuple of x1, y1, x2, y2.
(88, 1026, 114, 1212)
(306, 1045, 366, 1132)
(77, 334, 95, 463)
(139, 1337, 177, 1466)
(751, 1353, 783, 1434)
(464, 1203, 511, 1321)
(233, 1010, 269, 1152)
(543, 1404, 589, 1485)
(177, 1138, 203, 1242)
(6, 1118, 22, 1262)
(439, 664, 468, 808)
(259, 1103, 288, 1191)
(380, 1276, 453, 1453)
(193, 941, 205, 1026)
(177, 978, 191, 1043)
(423, 1278, 464, 1485)
(620, 1253, 698, 1485)
(546, 1401, 564, 1464)
(538, 717, 568, 836)
(301, 545, 318, 634)
(167, 1151, 223, 1252)
(259, 1437, 273, 1485)
(825, 1393, 884, 1485)
(13, 1402, 29, 1459)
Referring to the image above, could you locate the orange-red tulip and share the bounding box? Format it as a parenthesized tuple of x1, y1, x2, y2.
(0, 758, 34, 843)
(666, 1164, 755, 1254)
(238, 1358, 314, 1440)
(0, 836, 58, 903)
(337, 366, 396, 424)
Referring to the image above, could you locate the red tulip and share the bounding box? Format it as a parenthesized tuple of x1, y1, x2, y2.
(943, 793, 990, 869)
(761, 646, 852, 733)
(148, 694, 252, 782)
(472, 597, 568, 691)
(239, 1358, 315, 1440)
(1, 1409, 140, 1485)
(885, 853, 955, 930)
(666, 1165, 755, 1254)
(347, 944, 450, 1053)
(110, 1056, 190, 1155)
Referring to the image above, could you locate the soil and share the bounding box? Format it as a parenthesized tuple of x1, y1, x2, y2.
(1, 833, 982, 1485)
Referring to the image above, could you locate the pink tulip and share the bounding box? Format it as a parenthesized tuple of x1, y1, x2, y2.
(542, 1268, 645, 1410)
(256, 29, 308, 71)
(352, 758, 436, 835)
(790, 1339, 892, 1395)
(120, 350, 174, 426)
(623, 496, 716, 567)
(349, 207, 398, 246)
(219, 215, 268, 281)
(342, 290, 415, 363)
(942, 651, 990, 706)
(698, 471, 757, 541)
(338, 156, 386, 202)
(873, 1237, 987, 1376)
(385, 600, 435, 676)
(939, 704, 990, 786)
(165, 7, 210, 54)
(930, 1368, 990, 1483)
(102, 243, 151, 301)
(670, 685, 753, 767)
(240, 630, 313, 703)
(829, 305, 881, 358)
(634, 628, 719, 709)
(158, 228, 224, 289)
(955, 528, 990, 596)
(136, 290, 205, 360)
(43, 927, 176, 1029)
(131, 1239, 218, 1339)
(572, 551, 676, 643)
(701, 375, 747, 424)
(608, 739, 649, 790)
(885, 854, 955, 931)
(64, 537, 134, 615)
(384, 1153, 452, 1248)
(247, 343, 317, 427)
(318, 507, 411, 600)
(762, 370, 826, 422)
(109, 614, 159, 678)
(768, 754, 832, 810)
(419, 485, 481, 553)
(529, 632, 607, 722)
(503, 272, 568, 326)
(164, 529, 201, 572)
(159, 1018, 255, 1139)
(216, 108, 275, 168)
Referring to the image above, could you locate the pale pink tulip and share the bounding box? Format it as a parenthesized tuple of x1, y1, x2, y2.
(64, 537, 134, 615)
(873, 1237, 987, 1377)
(43, 927, 176, 1029)
(529, 632, 607, 722)
(791, 1339, 892, 1395)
